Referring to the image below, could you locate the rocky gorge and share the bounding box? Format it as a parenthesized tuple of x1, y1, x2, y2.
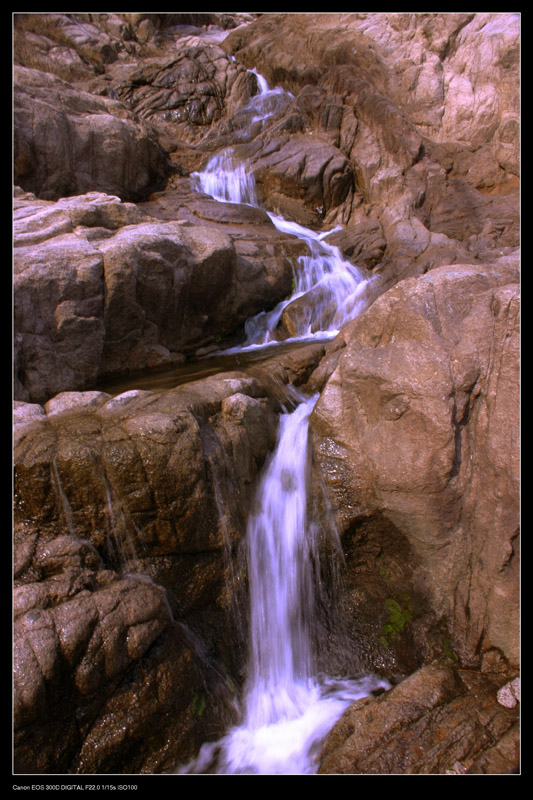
(13, 13, 520, 776)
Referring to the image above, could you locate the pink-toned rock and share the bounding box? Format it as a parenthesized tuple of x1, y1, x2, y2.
(311, 260, 520, 669)
(14, 190, 297, 403)
(319, 664, 520, 774)
(14, 66, 170, 202)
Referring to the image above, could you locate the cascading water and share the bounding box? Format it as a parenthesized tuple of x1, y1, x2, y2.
(191, 71, 375, 350)
(193, 151, 374, 348)
(180, 392, 389, 774)
(191, 150, 259, 207)
(180, 73, 389, 775)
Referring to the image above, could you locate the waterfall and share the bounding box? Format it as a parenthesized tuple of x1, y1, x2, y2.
(180, 392, 389, 774)
(50, 459, 77, 538)
(179, 72, 389, 775)
(104, 478, 144, 573)
(245, 394, 319, 725)
(192, 153, 374, 349)
(191, 150, 259, 207)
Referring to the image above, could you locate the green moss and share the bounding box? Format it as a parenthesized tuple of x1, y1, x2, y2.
(438, 620, 459, 662)
(380, 595, 413, 647)
(442, 635, 459, 662)
(191, 692, 206, 717)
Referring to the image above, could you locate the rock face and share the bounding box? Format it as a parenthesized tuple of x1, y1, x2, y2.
(14, 371, 283, 773)
(310, 260, 520, 670)
(14, 66, 171, 202)
(13, 12, 519, 775)
(223, 12, 519, 274)
(319, 664, 520, 774)
(115, 41, 258, 141)
(14, 188, 301, 403)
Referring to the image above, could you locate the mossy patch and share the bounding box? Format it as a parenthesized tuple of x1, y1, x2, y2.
(191, 691, 206, 717)
(380, 595, 413, 646)
(438, 620, 459, 662)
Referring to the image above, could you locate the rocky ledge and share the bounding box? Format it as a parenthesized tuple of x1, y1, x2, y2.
(13, 13, 519, 775)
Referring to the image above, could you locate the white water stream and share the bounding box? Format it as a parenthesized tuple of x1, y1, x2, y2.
(191, 74, 376, 353)
(181, 394, 388, 774)
(180, 73, 389, 775)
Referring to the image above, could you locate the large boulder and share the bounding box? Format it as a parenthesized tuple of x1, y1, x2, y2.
(14, 374, 279, 584)
(13, 369, 283, 773)
(13, 65, 171, 201)
(13, 570, 201, 774)
(14, 189, 300, 403)
(247, 133, 356, 227)
(319, 664, 520, 774)
(310, 260, 520, 670)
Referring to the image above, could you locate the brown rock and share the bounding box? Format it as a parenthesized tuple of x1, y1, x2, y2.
(14, 65, 170, 201)
(13, 570, 171, 772)
(310, 261, 520, 669)
(248, 133, 356, 224)
(323, 218, 386, 269)
(14, 190, 298, 403)
(14, 374, 278, 562)
(224, 13, 519, 182)
(319, 664, 520, 774)
(13, 367, 284, 773)
(115, 42, 257, 141)
(14, 371, 281, 659)
(12, 11, 521, 775)
(223, 13, 519, 271)
(13, 567, 235, 774)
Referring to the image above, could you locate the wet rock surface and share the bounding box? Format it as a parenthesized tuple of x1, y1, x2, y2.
(319, 664, 520, 774)
(14, 372, 283, 773)
(13, 12, 519, 774)
(310, 259, 520, 673)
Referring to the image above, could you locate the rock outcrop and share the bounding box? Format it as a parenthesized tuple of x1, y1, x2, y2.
(310, 259, 520, 671)
(13, 12, 520, 775)
(14, 370, 285, 773)
(14, 188, 302, 403)
(319, 664, 520, 774)
(14, 66, 171, 202)
(222, 12, 519, 276)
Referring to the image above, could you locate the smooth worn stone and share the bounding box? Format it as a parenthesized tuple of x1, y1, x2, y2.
(311, 261, 520, 670)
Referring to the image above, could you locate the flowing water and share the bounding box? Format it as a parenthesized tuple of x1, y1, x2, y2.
(178, 74, 389, 775)
(192, 155, 375, 351)
(191, 74, 376, 354)
(180, 393, 388, 774)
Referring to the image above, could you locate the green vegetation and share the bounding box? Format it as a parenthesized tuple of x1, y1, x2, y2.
(191, 691, 206, 717)
(380, 595, 413, 647)
(439, 620, 459, 662)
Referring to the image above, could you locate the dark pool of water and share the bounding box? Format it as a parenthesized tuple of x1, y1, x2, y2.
(96, 337, 331, 397)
